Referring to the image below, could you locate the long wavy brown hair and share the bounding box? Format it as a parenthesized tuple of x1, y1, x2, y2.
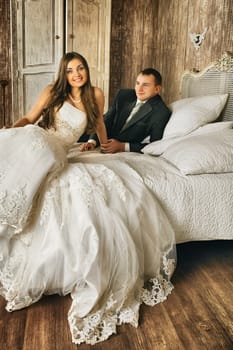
(38, 52, 99, 133)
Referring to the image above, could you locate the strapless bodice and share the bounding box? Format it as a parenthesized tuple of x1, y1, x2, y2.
(47, 102, 87, 148)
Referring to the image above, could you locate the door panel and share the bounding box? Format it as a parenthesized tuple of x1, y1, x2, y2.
(23, 73, 55, 114)
(12, 0, 64, 121)
(66, 0, 111, 110)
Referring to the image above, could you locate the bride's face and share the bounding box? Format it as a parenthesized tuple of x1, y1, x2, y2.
(66, 58, 88, 88)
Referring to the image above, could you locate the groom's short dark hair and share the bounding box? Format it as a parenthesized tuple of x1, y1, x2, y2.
(140, 68, 162, 85)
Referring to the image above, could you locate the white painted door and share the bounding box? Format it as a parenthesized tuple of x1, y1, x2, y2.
(12, 0, 64, 121)
(66, 0, 111, 110)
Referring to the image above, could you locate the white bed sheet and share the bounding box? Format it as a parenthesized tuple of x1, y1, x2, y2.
(69, 148, 233, 243)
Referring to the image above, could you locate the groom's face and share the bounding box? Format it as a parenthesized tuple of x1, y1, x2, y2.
(135, 73, 161, 101)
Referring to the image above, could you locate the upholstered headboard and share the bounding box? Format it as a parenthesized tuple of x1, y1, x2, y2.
(181, 52, 233, 122)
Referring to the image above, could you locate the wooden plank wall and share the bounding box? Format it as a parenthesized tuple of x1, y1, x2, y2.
(110, 0, 158, 105)
(0, 0, 11, 127)
(110, 0, 233, 105)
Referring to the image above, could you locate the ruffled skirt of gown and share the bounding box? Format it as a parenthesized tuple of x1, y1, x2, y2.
(0, 126, 176, 345)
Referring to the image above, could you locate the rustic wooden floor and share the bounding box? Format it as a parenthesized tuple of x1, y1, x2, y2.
(0, 240, 232, 350)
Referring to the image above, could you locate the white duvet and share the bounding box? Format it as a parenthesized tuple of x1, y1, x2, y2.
(69, 149, 233, 243)
(141, 156, 233, 243)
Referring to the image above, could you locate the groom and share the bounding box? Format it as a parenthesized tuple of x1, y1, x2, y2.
(81, 68, 171, 153)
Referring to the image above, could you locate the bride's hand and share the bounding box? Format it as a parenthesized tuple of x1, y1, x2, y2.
(79, 142, 95, 152)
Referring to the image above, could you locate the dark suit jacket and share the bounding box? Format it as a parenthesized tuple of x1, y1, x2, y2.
(90, 89, 171, 152)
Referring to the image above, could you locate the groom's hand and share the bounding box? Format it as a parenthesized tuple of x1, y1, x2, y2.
(100, 139, 125, 153)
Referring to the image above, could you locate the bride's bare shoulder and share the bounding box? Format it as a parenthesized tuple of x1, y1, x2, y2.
(93, 86, 104, 98)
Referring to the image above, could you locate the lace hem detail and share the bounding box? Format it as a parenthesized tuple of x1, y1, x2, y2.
(0, 252, 43, 311)
(68, 254, 176, 345)
(68, 277, 174, 345)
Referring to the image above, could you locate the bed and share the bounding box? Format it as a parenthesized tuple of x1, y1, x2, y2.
(72, 51, 233, 244)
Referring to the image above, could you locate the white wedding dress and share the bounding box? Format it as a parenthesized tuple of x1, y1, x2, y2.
(0, 102, 176, 345)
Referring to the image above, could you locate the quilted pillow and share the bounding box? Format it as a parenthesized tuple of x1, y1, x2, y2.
(161, 129, 233, 175)
(142, 121, 233, 156)
(163, 94, 228, 138)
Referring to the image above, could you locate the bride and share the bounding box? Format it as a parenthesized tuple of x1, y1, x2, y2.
(0, 52, 176, 345)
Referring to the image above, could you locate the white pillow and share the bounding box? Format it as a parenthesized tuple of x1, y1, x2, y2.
(142, 121, 233, 156)
(161, 129, 233, 175)
(191, 121, 233, 135)
(163, 94, 228, 138)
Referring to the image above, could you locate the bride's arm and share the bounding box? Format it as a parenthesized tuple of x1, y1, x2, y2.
(94, 87, 108, 144)
(12, 84, 53, 127)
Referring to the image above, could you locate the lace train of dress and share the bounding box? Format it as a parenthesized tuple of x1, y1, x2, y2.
(0, 102, 176, 345)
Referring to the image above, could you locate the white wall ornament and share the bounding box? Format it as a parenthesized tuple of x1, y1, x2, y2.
(189, 27, 208, 50)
